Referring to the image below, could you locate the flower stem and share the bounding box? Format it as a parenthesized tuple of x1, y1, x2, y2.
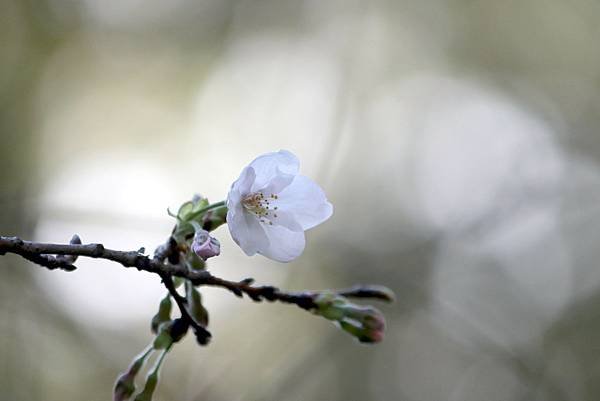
(136, 344, 155, 364)
(154, 346, 171, 370)
(132, 345, 171, 401)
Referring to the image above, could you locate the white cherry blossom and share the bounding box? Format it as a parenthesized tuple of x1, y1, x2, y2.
(226, 150, 333, 262)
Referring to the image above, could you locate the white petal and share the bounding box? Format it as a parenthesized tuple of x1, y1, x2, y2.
(227, 188, 242, 206)
(231, 166, 256, 196)
(256, 171, 295, 195)
(226, 206, 269, 256)
(269, 210, 303, 232)
(248, 150, 299, 191)
(259, 224, 306, 262)
(275, 175, 333, 230)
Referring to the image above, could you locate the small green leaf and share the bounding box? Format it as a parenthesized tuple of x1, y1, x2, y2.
(186, 281, 209, 327)
(177, 201, 194, 221)
(190, 196, 209, 214)
(172, 277, 184, 289)
(152, 323, 173, 350)
(150, 295, 172, 334)
(177, 195, 209, 222)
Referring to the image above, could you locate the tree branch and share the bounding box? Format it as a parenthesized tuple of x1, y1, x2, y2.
(0, 235, 209, 281)
(0, 236, 386, 313)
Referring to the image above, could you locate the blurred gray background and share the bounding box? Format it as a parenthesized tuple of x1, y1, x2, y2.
(2, 1, 600, 400)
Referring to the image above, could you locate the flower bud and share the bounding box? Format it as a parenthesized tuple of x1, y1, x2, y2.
(113, 347, 152, 401)
(114, 370, 137, 401)
(191, 229, 220, 261)
(313, 293, 386, 343)
(339, 305, 386, 343)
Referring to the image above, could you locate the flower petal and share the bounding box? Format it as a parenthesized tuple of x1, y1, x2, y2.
(275, 175, 333, 230)
(255, 171, 295, 195)
(269, 210, 303, 232)
(226, 205, 269, 256)
(231, 166, 256, 197)
(248, 150, 299, 191)
(259, 224, 306, 262)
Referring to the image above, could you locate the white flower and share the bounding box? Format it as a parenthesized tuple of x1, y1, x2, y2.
(226, 150, 333, 262)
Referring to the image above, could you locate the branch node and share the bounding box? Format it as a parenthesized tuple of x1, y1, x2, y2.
(92, 244, 105, 257)
(261, 286, 278, 301)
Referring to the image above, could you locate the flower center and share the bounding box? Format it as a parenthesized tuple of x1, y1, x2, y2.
(242, 192, 279, 224)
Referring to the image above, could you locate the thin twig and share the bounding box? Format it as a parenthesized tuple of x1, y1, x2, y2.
(161, 273, 212, 345)
(197, 276, 317, 309)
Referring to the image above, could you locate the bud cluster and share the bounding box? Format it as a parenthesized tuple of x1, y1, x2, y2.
(313, 293, 386, 343)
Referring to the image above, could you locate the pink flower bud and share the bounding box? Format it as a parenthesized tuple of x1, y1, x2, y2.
(191, 229, 221, 261)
